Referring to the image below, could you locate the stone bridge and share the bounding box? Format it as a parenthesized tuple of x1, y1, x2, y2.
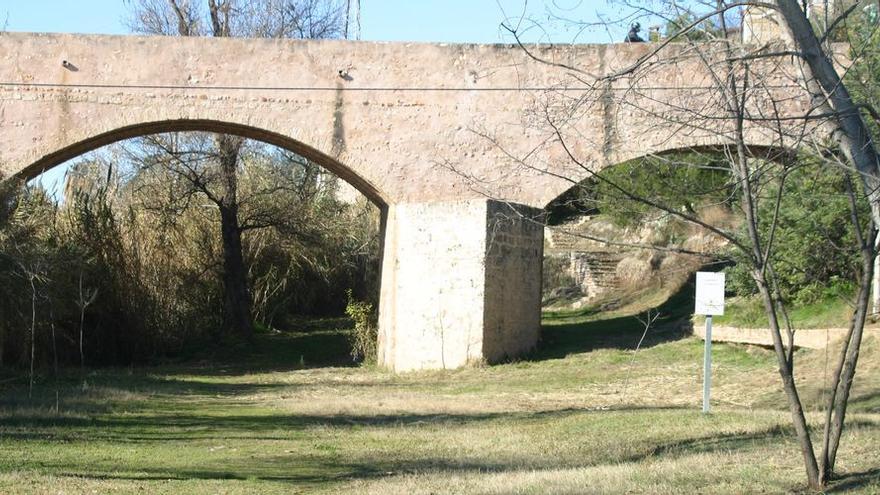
(0, 33, 811, 371)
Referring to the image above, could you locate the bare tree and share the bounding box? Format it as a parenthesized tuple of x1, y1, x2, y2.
(464, 0, 879, 489)
(125, 0, 346, 340)
(20, 261, 42, 399)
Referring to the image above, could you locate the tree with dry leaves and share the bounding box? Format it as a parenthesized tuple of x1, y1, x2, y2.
(124, 0, 347, 340)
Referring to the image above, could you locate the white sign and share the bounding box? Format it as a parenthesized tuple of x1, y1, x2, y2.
(695, 271, 725, 316)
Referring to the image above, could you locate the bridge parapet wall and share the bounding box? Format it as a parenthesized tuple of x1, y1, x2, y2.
(0, 33, 817, 208)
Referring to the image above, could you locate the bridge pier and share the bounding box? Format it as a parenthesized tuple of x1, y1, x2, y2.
(378, 199, 543, 372)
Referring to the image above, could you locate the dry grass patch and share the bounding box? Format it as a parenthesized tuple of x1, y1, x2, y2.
(0, 321, 878, 494)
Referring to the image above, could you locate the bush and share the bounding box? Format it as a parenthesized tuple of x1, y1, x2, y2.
(345, 289, 377, 364)
(592, 152, 731, 228)
(724, 160, 866, 305)
(542, 255, 579, 299)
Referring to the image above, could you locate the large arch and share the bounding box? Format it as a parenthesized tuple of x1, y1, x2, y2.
(544, 143, 799, 212)
(16, 119, 388, 207)
(11, 114, 547, 373)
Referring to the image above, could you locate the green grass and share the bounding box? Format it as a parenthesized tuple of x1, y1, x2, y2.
(699, 294, 860, 329)
(1, 304, 879, 494)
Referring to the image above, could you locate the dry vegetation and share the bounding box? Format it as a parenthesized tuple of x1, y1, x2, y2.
(0, 309, 878, 494)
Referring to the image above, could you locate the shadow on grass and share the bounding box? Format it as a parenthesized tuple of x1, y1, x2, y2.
(621, 423, 791, 463)
(4, 392, 878, 490)
(0, 405, 693, 444)
(848, 390, 880, 414)
(0, 373, 289, 411)
(53, 459, 530, 486)
(0, 318, 359, 388)
(16, 412, 876, 491)
(0, 407, 581, 440)
(55, 467, 363, 485)
(531, 273, 698, 361)
(48, 459, 880, 492)
(828, 467, 880, 493)
(173, 322, 358, 376)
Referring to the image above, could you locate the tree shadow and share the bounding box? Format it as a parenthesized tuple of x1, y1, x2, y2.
(847, 390, 880, 414)
(4, 396, 878, 491)
(0, 405, 691, 445)
(620, 424, 791, 463)
(0, 373, 289, 408)
(531, 273, 698, 361)
(827, 467, 880, 492)
(20, 411, 875, 491)
(170, 324, 358, 376)
(0, 365, 413, 420)
(0, 407, 584, 441)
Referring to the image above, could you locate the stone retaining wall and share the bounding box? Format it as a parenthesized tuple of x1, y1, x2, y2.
(692, 324, 879, 349)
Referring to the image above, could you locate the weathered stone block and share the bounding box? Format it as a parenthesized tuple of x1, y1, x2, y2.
(378, 199, 543, 371)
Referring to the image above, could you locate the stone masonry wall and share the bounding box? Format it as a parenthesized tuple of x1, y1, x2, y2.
(378, 199, 543, 371)
(0, 33, 815, 209)
(482, 201, 544, 362)
(378, 201, 488, 371)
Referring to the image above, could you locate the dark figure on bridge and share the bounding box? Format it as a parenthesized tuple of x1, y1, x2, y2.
(625, 22, 645, 42)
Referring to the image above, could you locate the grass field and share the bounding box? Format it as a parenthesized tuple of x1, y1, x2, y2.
(697, 294, 862, 329)
(1, 298, 879, 493)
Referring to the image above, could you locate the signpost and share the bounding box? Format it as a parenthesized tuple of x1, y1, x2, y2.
(695, 271, 725, 414)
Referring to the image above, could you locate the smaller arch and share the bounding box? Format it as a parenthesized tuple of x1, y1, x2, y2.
(544, 143, 799, 212)
(16, 119, 388, 208)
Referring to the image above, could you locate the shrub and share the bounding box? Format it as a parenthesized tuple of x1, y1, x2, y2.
(345, 289, 377, 364)
(724, 160, 865, 305)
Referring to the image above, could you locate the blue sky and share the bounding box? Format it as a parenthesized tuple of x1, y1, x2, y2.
(0, 0, 629, 43)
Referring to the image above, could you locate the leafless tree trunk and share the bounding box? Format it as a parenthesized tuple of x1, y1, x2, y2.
(76, 270, 97, 370)
(732, 147, 821, 487)
(818, 172, 876, 483)
(27, 270, 36, 399)
(872, 243, 880, 314)
(48, 303, 57, 377)
(216, 134, 254, 339)
(775, 0, 880, 225)
(18, 260, 44, 399)
(726, 56, 820, 486)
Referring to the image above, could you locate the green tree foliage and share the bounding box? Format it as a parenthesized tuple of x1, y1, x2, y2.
(546, 152, 732, 228)
(547, 150, 868, 307)
(594, 152, 731, 227)
(840, 2, 880, 139)
(723, 4, 880, 306)
(344, 289, 377, 364)
(664, 11, 725, 40)
(725, 160, 869, 305)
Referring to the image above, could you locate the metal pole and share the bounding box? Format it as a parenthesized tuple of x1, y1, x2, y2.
(702, 315, 713, 414)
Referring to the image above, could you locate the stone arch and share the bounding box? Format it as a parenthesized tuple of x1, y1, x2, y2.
(541, 143, 797, 303)
(0, 32, 822, 372)
(543, 142, 797, 211)
(14, 118, 388, 208)
(16, 118, 391, 353)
